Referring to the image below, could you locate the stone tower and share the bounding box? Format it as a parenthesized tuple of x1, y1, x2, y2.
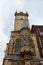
(2, 12, 43, 65)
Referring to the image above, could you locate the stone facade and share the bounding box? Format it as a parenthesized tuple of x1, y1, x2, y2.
(2, 12, 43, 65)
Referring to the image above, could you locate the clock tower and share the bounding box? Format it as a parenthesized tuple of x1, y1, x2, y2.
(2, 12, 43, 65)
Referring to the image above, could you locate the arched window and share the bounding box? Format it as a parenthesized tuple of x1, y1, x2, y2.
(22, 21, 27, 28)
(21, 34, 29, 46)
(15, 39, 20, 52)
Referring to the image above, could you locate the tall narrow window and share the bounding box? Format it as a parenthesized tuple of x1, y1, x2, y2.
(21, 34, 29, 46)
(15, 39, 20, 52)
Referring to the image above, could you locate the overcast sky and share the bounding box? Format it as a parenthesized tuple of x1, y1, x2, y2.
(0, 0, 43, 65)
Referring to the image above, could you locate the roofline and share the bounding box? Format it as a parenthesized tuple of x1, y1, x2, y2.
(11, 27, 30, 33)
(14, 11, 29, 16)
(32, 25, 43, 27)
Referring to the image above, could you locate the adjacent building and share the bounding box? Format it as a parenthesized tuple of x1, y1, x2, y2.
(31, 25, 43, 58)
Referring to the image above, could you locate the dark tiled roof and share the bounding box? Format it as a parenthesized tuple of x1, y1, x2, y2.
(32, 25, 43, 32)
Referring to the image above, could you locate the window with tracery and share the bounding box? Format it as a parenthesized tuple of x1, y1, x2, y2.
(15, 39, 20, 52)
(21, 34, 29, 46)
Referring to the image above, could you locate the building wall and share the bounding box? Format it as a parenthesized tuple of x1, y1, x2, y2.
(31, 25, 43, 58)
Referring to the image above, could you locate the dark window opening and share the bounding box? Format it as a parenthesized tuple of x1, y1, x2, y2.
(15, 39, 20, 52)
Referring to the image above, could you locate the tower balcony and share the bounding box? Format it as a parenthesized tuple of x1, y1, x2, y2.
(20, 46, 31, 52)
(20, 46, 33, 56)
(19, 46, 33, 60)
